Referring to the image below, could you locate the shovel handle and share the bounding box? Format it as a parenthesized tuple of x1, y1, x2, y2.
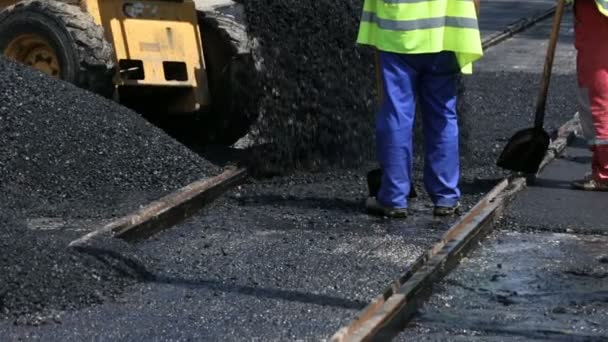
(535, 0, 567, 129)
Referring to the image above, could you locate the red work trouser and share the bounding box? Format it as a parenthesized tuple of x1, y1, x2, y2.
(575, 0, 608, 182)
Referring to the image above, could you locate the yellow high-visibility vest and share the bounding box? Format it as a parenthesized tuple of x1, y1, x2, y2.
(357, 0, 483, 74)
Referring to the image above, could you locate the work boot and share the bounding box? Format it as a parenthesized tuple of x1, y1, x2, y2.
(571, 177, 608, 192)
(365, 197, 408, 218)
(433, 202, 461, 217)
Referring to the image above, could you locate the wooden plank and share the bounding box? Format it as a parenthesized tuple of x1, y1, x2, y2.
(330, 115, 579, 342)
(69, 167, 247, 246)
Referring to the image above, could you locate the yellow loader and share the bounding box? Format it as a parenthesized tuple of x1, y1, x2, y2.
(0, 0, 260, 144)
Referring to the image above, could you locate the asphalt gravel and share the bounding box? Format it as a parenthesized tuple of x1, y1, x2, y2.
(0, 212, 147, 326)
(0, 58, 220, 218)
(238, 0, 379, 173)
(0, 58, 220, 323)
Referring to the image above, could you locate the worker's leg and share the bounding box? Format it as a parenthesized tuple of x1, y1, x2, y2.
(375, 51, 418, 209)
(588, 78, 608, 183)
(587, 65, 608, 183)
(574, 0, 608, 188)
(577, 87, 596, 147)
(418, 51, 461, 207)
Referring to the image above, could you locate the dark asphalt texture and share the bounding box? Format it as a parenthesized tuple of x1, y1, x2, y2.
(238, 0, 382, 173)
(0, 2, 584, 340)
(0, 58, 220, 218)
(400, 227, 608, 341)
(0, 58, 220, 324)
(508, 138, 608, 234)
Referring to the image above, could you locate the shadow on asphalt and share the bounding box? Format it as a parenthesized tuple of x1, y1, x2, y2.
(234, 178, 501, 213)
(198, 144, 253, 168)
(149, 276, 367, 311)
(561, 155, 593, 165)
(74, 246, 366, 311)
(529, 178, 573, 189)
(460, 178, 503, 195)
(568, 137, 590, 149)
(234, 194, 362, 214)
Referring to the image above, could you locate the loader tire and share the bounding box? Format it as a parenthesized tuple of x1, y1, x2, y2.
(0, 0, 114, 97)
(198, 3, 262, 145)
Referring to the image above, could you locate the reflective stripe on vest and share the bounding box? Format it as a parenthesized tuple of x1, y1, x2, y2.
(360, 12, 479, 31)
(596, 0, 608, 16)
(357, 0, 483, 74)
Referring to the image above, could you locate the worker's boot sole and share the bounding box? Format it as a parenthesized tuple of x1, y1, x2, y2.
(571, 178, 608, 192)
(433, 202, 461, 217)
(365, 197, 408, 218)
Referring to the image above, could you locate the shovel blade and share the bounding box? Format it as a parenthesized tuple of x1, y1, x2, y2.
(497, 127, 551, 174)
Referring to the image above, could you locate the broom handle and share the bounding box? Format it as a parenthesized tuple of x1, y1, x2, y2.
(535, 0, 567, 129)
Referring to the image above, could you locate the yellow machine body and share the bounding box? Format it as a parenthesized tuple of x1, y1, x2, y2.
(86, 0, 210, 112)
(0, 0, 211, 112)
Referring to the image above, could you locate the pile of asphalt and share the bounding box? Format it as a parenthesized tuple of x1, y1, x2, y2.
(0, 58, 220, 218)
(239, 0, 377, 173)
(0, 58, 219, 323)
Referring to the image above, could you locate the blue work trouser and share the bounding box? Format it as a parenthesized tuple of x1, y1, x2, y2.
(376, 50, 460, 209)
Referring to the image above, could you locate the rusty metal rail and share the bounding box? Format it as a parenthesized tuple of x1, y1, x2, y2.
(69, 166, 247, 246)
(330, 115, 579, 342)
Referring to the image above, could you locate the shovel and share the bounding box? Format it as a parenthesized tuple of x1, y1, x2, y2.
(496, 0, 567, 174)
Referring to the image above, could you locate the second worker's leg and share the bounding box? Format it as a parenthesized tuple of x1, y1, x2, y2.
(572, 0, 608, 191)
(419, 52, 461, 215)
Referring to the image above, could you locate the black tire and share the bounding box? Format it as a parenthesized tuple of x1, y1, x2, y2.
(198, 3, 262, 145)
(0, 0, 114, 97)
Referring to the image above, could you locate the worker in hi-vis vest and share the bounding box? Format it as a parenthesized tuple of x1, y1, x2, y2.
(571, 0, 608, 191)
(359, 0, 483, 218)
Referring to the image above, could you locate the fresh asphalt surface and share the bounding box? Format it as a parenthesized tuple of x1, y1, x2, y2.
(0, 1, 590, 341)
